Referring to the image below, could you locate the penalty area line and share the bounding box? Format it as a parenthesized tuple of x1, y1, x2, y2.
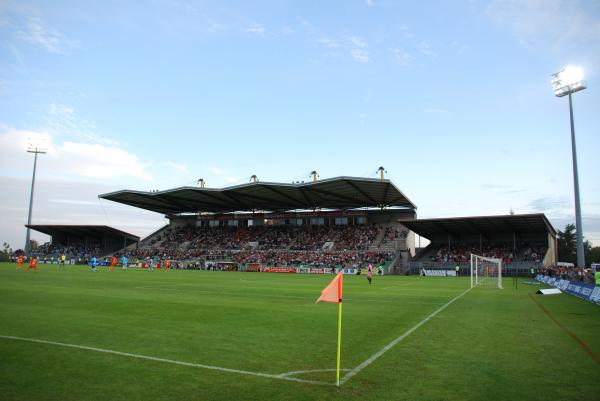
(340, 286, 474, 385)
(0, 334, 332, 386)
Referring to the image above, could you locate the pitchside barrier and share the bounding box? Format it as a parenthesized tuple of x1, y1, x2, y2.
(420, 269, 457, 277)
(535, 274, 600, 305)
(336, 268, 358, 275)
(406, 261, 541, 276)
(262, 267, 386, 275)
(63, 260, 386, 275)
(38, 260, 78, 265)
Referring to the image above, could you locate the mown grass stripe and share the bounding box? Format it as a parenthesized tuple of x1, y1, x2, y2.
(340, 286, 473, 384)
(0, 334, 333, 386)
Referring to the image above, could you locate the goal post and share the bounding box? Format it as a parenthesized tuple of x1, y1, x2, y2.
(470, 254, 503, 289)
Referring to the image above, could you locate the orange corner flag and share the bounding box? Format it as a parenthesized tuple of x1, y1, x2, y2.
(316, 272, 345, 386)
(316, 272, 343, 303)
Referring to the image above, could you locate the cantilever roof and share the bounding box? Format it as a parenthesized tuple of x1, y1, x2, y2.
(401, 214, 556, 239)
(99, 176, 417, 214)
(26, 225, 140, 241)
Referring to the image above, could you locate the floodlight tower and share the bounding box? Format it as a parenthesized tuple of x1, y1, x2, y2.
(25, 145, 46, 256)
(551, 65, 587, 268)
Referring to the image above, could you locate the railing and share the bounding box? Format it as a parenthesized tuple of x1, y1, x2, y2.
(404, 261, 543, 275)
(140, 224, 170, 247)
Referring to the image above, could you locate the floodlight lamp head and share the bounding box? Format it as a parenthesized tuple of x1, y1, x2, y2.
(26, 145, 47, 154)
(26, 137, 48, 154)
(552, 65, 586, 97)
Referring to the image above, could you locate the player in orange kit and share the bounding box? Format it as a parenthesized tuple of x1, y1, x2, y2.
(16, 255, 25, 270)
(25, 256, 39, 272)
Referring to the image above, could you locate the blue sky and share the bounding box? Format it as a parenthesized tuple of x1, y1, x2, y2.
(1, 0, 599, 249)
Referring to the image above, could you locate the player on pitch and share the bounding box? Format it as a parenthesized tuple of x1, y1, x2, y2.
(25, 256, 39, 272)
(16, 254, 25, 270)
(367, 263, 373, 284)
(163, 259, 170, 272)
(146, 256, 154, 272)
(110, 256, 117, 271)
(121, 255, 128, 270)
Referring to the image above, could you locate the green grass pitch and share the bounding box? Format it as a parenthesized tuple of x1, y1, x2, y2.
(1, 262, 599, 401)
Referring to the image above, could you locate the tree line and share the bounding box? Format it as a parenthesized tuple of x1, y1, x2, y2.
(557, 223, 600, 266)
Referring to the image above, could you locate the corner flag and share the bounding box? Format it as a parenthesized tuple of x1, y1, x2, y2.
(316, 272, 344, 386)
(316, 272, 343, 303)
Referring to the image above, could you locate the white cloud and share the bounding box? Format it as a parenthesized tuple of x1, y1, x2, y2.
(528, 196, 572, 214)
(359, 113, 367, 125)
(423, 107, 452, 116)
(348, 36, 367, 49)
(205, 18, 228, 33)
(390, 48, 414, 66)
(209, 166, 229, 176)
(314, 33, 370, 63)
(365, 0, 375, 6)
(19, 17, 76, 54)
(400, 26, 415, 39)
(279, 25, 295, 36)
(61, 141, 151, 180)
(419, 41, 436, 58)
(46, 103, 121, 147)
(486, 0, 600, 47)
(209, 166, 240, 185)
(316, 37, 340, 48)
(0, 127, 152, 181)
(0, 175, 166, 251)
(449, 40, 467, 55)
(0, 15, 10, 28)
(49, 199, 99, 206)
(244, 23, 265, 34)
(163, 161, 190, 174)
(8, 44, 25, 70)
(347, 36, 370, 63)
(48, 103, 75, 118)
(351, 48, 370, 63)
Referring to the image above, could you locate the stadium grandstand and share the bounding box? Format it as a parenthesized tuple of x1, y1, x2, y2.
(99, 176, 417, 272)
(96, 175, 557, 276)
(25, 225, 139, 262)
(402, 214, 557, 275)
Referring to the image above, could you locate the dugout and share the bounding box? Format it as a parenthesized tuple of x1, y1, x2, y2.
(26, 225, 140, 254)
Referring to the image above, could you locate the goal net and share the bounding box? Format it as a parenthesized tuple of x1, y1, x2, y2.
(470, 254, 503, 289)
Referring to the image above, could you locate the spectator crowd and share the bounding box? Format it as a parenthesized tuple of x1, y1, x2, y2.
(117, 224, 403, 269)
(430, 243, 547, 264)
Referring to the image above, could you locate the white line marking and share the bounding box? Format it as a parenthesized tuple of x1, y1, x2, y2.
(279, 368, 350, 378)
(345, 298, 444, 305)
(135, 286, 440, 305)
(340, 286, 473, 385)
(0, 334, 332, 386)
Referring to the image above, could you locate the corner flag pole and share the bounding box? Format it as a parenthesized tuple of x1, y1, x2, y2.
(316, 272, 344, 386)
(336, 299, 343, 386)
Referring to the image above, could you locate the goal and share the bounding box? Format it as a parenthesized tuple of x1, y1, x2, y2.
(470, 254, 503, 289)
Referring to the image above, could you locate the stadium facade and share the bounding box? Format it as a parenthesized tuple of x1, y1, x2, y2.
(27, 175, 557, 272)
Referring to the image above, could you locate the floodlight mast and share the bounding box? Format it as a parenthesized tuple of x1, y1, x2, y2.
(25, 146, 46, 257)
(551, 66, 586, 268)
